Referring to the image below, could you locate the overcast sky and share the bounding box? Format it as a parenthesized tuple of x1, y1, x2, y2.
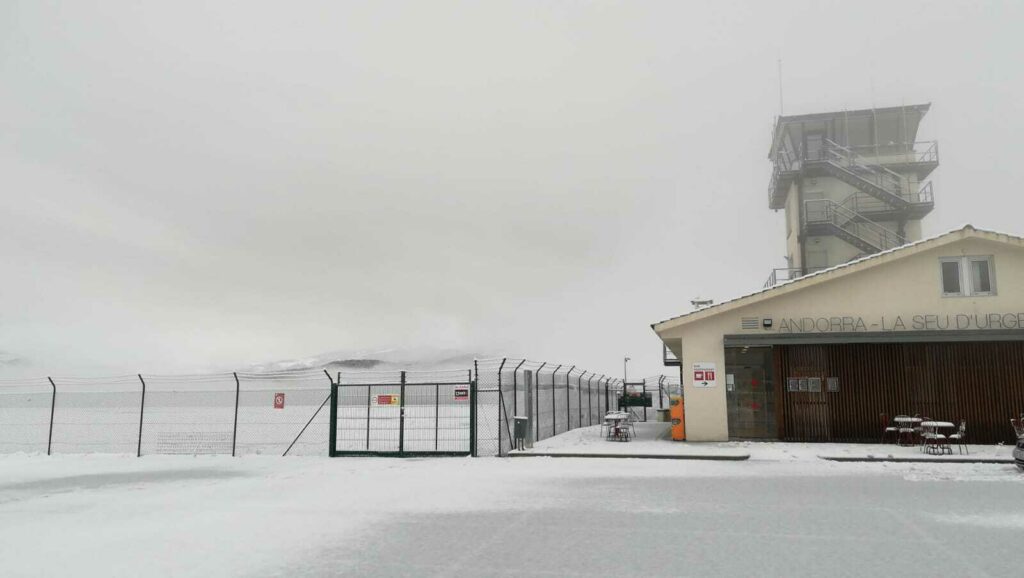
(2, 1, 1022, 378)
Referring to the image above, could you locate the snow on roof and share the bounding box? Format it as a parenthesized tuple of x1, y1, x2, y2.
(651, 224, 1024, 331)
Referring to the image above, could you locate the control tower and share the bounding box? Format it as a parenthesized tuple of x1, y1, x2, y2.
(765, 104, 939, 286)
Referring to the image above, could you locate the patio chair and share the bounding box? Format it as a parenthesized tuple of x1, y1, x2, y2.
(912, 414, 924, 446)
(893, 415, 915, 446)
(921, 418, 952, 455)
(1011, 417, 1024, 439)
(612, 423, 630, 442)
(602, 416, 619, 440)
(622, 409, 638, 438)
(919, 417, 937, 453)
(948, 419, 968, 455)
(880, 413, 898, 444)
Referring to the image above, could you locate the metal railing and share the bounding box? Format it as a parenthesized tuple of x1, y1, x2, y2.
(769, 139, 938, 207)
(804, 198, 906, 252)
(836, 182, 934, 216)
(847, 140, 939, 165)
(763, 267, 828, 288)
(821, 139, 904, 195)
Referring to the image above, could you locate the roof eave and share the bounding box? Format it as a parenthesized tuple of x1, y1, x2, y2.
(651, 225, 1021, 336)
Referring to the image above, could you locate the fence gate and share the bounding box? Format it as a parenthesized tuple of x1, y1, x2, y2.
(329, 372, 476, 457)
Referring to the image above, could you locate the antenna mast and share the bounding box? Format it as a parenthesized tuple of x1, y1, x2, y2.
(777, 57, 784, 116)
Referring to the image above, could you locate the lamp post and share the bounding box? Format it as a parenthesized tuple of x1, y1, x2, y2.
(621, 357, 631, 414)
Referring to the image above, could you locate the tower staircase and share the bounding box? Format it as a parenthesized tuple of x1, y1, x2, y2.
(803, 198, 906, 254)
(798, 139, 934, 256)
(810, 140, 911, 211)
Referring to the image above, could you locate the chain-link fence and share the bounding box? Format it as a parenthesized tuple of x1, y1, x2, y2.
(0, 371, 334, 457)
(474, 358, 652, 456)
(0, 361, 677, 458)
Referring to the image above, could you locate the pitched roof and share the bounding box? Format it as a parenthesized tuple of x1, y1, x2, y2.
(651, 225, 1024, 333)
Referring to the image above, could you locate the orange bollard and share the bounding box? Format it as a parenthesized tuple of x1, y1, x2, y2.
(670, 395, 686, 441)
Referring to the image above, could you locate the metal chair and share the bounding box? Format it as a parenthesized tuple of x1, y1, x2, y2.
(1013, 417, 1024, 439)
(602, 415, 620, 440)
(911, 414, 924, 446)
(880, 413, 898, 444)
(921, 418, 951, 455)
(893, 415, 915, 446)
(948, 419, 968, 455)
(919, 417, 937, 453)
(625, 412, 638, 437)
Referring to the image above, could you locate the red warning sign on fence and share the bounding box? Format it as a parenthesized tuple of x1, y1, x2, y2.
(375, 394, 400, 405)
(274, 393, 285, 409)
(454, 388, 469, 401)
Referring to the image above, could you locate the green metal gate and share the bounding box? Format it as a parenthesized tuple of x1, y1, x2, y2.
(329, 372, 477, 457)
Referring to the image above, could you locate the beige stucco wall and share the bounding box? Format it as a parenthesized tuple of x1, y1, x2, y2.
(657, 234, 1024, 441)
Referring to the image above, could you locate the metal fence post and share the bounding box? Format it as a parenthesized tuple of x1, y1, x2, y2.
(587, 374, 594, 425)
(137, 374, 146, 457)
(524, 369, 534, 448)
(535, 362, 546, 442)
(232, 372, 240, 457)
(602, 377, 606, 416)
(565, 365, 574, 433)
(603, 377, 608, 414)
(578, 371, 583, 428)
(399, 371, 406, 455)
(435, 382, 439, 451)
(470, 364, 478, 457)
(643, 384, 647, 422)
(46, 377, 56, 456)
(497, 388, 502, 456)
(328, 372, 338, 457)
(512, 360, 525, 416)
(497, 358, 506, 452)
(551, 364, 561, 437)
(365, 383, 371, 451)
(605, 377, 611, 414)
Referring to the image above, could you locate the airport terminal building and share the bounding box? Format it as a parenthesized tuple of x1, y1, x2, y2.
(653, 107, 1023, 444)
(654, 226, 1024, 445)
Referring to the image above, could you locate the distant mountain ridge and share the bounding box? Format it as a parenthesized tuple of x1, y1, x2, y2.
(247, 347, 492, 374)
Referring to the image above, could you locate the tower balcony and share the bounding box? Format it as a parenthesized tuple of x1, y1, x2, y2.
(844, 141, 939, 178)
(837, 183, 935, 222)
(768, 140, 939, 210)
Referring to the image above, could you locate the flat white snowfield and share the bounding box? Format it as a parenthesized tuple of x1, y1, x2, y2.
(1, 452, 1022, 577)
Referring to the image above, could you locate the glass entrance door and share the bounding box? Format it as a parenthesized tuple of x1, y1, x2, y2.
(726, 347, 776, 439)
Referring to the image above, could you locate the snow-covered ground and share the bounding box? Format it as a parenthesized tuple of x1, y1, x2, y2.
(517, 422, 750, 458)
(522, 422, 1015, 462)
(1, 450, 1022, 577)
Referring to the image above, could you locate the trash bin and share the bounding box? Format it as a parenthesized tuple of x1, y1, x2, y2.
(656, 408, 670, 422)
(513, 416, 529, 450)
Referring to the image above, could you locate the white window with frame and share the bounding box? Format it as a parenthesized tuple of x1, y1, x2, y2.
(940, 256, 996, 297)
